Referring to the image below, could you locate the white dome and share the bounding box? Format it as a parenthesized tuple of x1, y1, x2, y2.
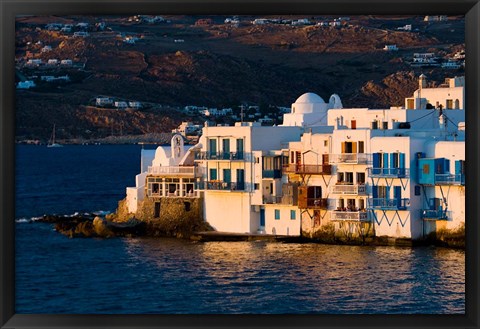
(294, 92, 325, 104)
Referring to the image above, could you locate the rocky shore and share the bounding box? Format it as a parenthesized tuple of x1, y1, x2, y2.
(38, 212, 465, 249)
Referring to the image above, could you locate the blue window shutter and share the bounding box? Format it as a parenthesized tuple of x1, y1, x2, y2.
(372, 186, 378, 198)
(383, 153, 389, 174)
(399, 153, 405, 168)
(455, 160, 461, 174)
(373, 153, 380, 167)
(390, 153, 395, 168)
(444, 159, 450, 173)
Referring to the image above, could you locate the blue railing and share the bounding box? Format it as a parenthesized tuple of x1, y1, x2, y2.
(194, 151, 247, 161)
(368, 198, 409, 210)
(262, 169, 282, 179)
(421, 209, 451, 220)
(434, 174, 465, 185)
(367, 167, 409, 178)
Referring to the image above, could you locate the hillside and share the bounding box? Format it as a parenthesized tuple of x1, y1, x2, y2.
(15, 15, 465, 143)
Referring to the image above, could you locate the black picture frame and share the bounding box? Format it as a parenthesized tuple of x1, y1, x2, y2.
(1, 0, 479, 328)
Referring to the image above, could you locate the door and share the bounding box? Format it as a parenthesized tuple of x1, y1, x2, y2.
(209, 139, 217, 158)
(223, 169, 231, 183)
(236, 169, 245, 190)
(236, 138, 244, 160)
(260, 208, 265, 227)
(222, 139, 230, 159)
(394, 186, 402, 208)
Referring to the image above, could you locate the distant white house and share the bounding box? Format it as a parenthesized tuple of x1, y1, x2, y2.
(26, 59, 42, 67)
(397, 24, 412, 31)
(76, 22, 89, 29)
(60, 59, 73, 66)
(17, 80, 36, 89)
(73, 31, 89, 37)
(253, 18, 268, 25)
(441, 60, 461, 69)
(383, 44, 398, 51)
(424, 15, 448, 22)
(114, 101, 129, 109)
(96, 97, 113, 107)
(128, 101, 142, 109)
(41, 45, 52, 53)
(47, 59, 59, 65)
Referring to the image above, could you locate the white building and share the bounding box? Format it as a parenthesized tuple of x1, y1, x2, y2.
(123, 75, 465, 241)
(383, 44, 398, 51)
(17, 80, 36, 89)
(96, 97, 113, 107)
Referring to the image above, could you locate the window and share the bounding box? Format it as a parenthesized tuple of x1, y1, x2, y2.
(345, 172, 354, 184)
(423, 164, 430, 174)
(378, 186, 387, 198)
(357, 172, 365, 184)
(290, 210, 296, 220)
(210, 168, 217, 180)
(275, 209, 280, 220)
(324, 140, 328, 147)
(407, 99, 415, 109)
(358, 141, 364, 153)
(446, 99, 453, 109)
(254, 183, 260, 190)
(415, 185, 421, 196)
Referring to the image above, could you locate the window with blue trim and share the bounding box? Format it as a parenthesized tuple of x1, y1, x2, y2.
(274, 209, 280, 220)
(290, 210, 296, 220)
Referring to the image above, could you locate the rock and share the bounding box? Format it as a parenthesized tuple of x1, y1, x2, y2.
(93, 216, 114, 237)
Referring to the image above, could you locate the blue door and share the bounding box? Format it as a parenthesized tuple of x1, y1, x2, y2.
(260, 208, 265, 227)
(236, 138, 244, 160)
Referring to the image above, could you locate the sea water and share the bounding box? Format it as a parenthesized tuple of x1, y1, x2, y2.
(14, 145, 465, 314)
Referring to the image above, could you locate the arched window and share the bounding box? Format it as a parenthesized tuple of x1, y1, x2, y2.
(454, 99, 460, 109)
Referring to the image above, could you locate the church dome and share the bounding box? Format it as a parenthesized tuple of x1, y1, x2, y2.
(294, 92, 325, 105)
(292, 92, 326, 114)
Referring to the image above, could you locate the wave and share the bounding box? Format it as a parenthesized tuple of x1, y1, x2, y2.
(15, 210, 113, 223)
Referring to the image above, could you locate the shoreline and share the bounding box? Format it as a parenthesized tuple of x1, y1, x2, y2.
(31, 214, 465, 250)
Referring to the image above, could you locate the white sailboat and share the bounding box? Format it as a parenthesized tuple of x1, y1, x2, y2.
(47, 124, 63, 148)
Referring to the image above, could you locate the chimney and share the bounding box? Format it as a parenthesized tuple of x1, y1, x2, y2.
(419, 74, 427, 89)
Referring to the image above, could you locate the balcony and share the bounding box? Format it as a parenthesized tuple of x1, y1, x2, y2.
(331, 211, 369, 222)
(421, 209, 451, 220)
(282, 164, 332, 175)
(194, 151, 246, 161)
(196, 181, 245, 191)
(434, 173, 465, 186)
(262, 169, 282, 179)
(331, 184, 366, 195)
(368, 198, 409, 210)
(329, 153, 370, 164)
(263, 196, 283, 204)
(147, 166, 198, 177)
(367, 167, 409, 178)
(149, 190, 200, 198)
(306, 198, 328, 209)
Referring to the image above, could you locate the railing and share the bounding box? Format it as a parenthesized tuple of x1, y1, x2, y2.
(331, 211, 369, 221)
(435, 173, 465, 185)
(329, 153, 371, 164)
(306, 198, 328, 209)
(282, 164, 332, 175)
(331, 184, 366, 195)
(147, 166, 198, 176)
(149, 190, 200, 198)
(368, 198, 409, 210)
(367, 167, 409, 178)
(194, 151, 247, 161)
(263, 196, 283, 204)
(196, 181, 245, 191)
(421, 209, 451, 220)
(262, 169, 283, 179)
